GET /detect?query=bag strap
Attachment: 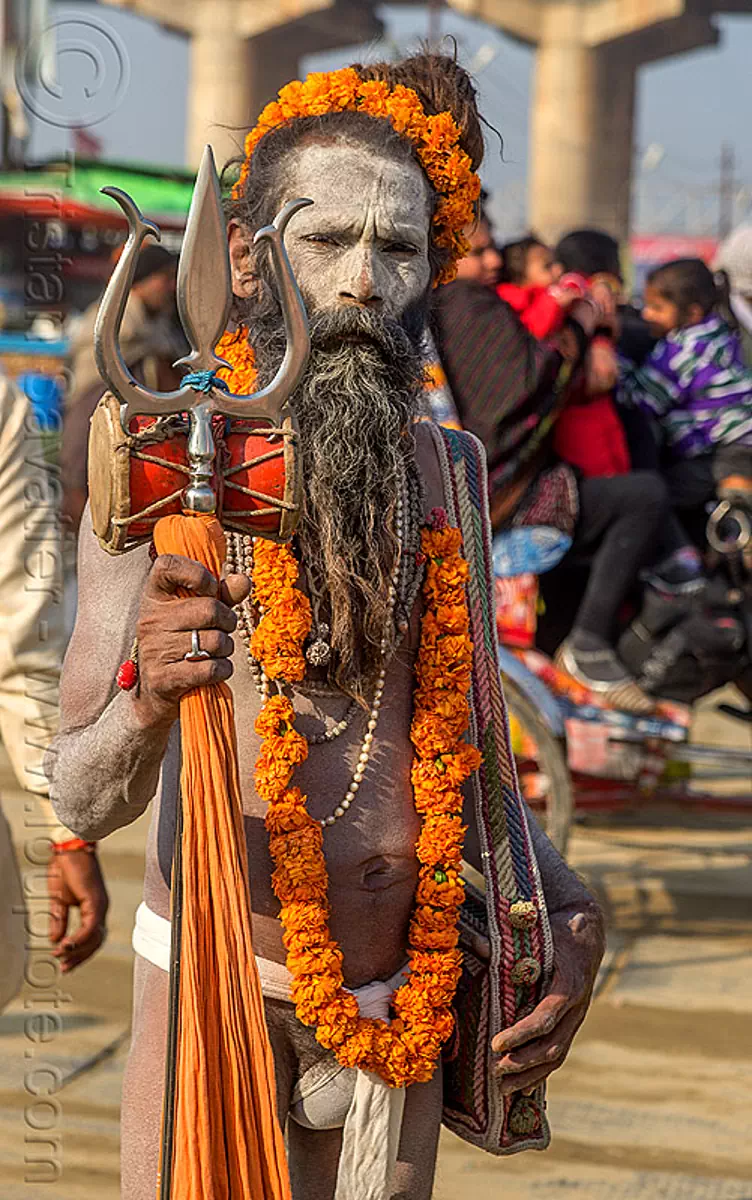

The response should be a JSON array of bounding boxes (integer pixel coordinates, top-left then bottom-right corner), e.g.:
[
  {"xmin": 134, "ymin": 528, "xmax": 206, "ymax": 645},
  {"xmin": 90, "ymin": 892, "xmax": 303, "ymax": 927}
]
[{"xmin": 427, "ymin": 423, "xmax": 554, "ymax": 1017}]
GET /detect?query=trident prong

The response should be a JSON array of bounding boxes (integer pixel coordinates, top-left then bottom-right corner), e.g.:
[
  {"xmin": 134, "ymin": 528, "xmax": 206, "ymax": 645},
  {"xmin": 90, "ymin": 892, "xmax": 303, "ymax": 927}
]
[{"xmin": 93, "ymin": 145, "xmax": 311, "ymax": 515}]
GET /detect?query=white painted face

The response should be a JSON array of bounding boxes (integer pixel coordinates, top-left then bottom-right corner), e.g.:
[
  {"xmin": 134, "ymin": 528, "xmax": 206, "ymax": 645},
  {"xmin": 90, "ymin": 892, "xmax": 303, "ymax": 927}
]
[{"xmin": 279, "ymin": 141, "xmax": 433, "ymax": 318}]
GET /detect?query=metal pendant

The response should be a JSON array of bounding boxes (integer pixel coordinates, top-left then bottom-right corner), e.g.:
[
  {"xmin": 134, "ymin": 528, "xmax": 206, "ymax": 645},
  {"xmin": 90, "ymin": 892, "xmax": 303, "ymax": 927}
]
[{"xmin": 306, "ymin": 624, "xmax": 332, "ymax": 667}]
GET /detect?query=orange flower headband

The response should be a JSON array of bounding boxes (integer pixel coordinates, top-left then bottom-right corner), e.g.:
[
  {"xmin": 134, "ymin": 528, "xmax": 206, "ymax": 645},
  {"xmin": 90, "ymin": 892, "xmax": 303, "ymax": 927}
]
[{"xmin": 233, "ymin": 66, "xmax": 481, "ymax": 286}]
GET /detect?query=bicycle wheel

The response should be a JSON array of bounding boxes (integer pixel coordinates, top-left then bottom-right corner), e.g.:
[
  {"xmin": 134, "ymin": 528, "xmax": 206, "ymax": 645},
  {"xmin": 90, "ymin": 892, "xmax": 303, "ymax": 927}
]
[{"xmin": 501, "ymin": 674, "xmax": 574, "ymax": 856}]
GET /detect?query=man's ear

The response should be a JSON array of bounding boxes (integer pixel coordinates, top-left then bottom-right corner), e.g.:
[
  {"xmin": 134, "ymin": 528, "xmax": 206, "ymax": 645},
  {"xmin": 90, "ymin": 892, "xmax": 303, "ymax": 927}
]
[
  {"xmin": 686, "ymin": 302, "xmax": 704, "ymax": 326},
  {"xmin": 228, "ymin": 220, "xmax": 256, "ymax": 298}
]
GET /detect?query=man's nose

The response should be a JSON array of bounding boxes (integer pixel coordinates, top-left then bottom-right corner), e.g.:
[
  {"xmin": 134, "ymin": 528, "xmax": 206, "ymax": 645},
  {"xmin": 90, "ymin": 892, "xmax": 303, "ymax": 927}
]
[{"xmin": 338, "ymin": 248, "xmax": 382, "ymax": 308}]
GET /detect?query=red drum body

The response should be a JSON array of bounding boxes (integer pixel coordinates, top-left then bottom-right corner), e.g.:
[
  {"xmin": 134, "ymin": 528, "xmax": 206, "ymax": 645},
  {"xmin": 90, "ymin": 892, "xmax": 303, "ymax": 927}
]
[
  {"xmin": 127, "ymin": 417, "xmax": 190, "ymax": 538},
  {"xmin": 219, "ymin": 417, "xmax": 299, "ymax": 542},
  {"xmin": 88, "ymin": 394, "xmax": 300, "ymax": 554}
]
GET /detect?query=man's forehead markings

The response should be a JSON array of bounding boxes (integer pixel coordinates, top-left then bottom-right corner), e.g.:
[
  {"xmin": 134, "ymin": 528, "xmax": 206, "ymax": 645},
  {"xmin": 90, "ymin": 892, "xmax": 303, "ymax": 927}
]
[
  {"xmin": 286, "ymin": 143, "xmax": 430, "ymax": 221},
  {"xmin": 291, "ymin": 208, "xmax": 427, "ymax": 242}
]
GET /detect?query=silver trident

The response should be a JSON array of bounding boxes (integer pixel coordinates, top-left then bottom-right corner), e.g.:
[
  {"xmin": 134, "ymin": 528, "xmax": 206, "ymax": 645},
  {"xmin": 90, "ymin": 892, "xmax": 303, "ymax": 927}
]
[{"xmin": 94, "ymin": 144, "xmax": 312, "ymax": 517}]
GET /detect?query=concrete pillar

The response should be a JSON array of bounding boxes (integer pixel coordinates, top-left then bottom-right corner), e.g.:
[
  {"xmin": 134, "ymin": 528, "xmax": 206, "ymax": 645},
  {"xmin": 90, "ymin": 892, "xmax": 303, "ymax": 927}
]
[
  {"xmin": 528, "ymin": 5, "xmax": 599, "ymax": 242},
  {"xmin": 186, "ymin": 0, "xmax": 253, "ymax": 170},
  {"xmin": 590, "ymin": 49, "xmax": 637, "ymax": 241},
  {"xmin": 246, "ymin": 29, "xmax": 302, "ymax": 124}
]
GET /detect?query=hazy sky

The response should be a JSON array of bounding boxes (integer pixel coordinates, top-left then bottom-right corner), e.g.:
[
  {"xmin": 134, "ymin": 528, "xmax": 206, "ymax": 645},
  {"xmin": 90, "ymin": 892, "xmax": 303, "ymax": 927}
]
[{"xmin": 27, "ymin": 2, "xmax": 752, "ymax": 236}]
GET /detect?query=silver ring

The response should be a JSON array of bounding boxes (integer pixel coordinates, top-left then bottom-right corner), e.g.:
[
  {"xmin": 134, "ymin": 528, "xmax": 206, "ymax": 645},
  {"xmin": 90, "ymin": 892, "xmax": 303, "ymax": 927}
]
[{"xmin": 184, "ymin": 629, "xmax": 211, "ymax": 661}]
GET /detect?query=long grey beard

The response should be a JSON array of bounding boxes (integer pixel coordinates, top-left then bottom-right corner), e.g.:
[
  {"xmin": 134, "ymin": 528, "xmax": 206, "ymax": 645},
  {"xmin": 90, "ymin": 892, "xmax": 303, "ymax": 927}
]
[{"xmin": 249, "ymin": 306, "xmax": 426, "ymax": 702}]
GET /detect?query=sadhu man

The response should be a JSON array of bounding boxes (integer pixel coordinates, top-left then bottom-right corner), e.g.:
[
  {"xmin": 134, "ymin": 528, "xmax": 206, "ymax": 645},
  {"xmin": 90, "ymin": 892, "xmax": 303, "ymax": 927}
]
[{"xmin": 49, "ymin": 53, "xmax": 605, "ymax": 1200}]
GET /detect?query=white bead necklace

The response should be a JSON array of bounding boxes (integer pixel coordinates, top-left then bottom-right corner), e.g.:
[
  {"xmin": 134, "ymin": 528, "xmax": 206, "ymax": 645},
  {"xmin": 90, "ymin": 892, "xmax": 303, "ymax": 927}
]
[
  {"xmin": 278, "ymin": 489, "xmax": 402, "ymax": 828},
  {"xmin": 233, "ymin": 487, "xmax": 405, "ymax": 828}
]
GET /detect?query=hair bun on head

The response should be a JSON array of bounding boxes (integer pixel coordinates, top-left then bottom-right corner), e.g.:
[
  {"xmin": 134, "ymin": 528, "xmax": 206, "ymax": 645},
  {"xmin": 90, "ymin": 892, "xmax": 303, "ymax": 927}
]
[{"xmin": 353, "ymin": 52, "xmax": 484, "ymax": 173}]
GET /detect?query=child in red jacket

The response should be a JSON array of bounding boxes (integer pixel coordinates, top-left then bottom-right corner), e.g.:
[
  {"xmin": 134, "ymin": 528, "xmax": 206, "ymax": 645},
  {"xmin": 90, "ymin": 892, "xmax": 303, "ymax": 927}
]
[
  {"xmin": 497, "ymin": 235, "xmax": 588, "ymax": 339},
  {"xmin": 497, "ymin": 232, "xmax": 629, "ymax": 477},
  {"xmin": 550, "ymin": 231, "xmax": 630, "ymax": 479}
]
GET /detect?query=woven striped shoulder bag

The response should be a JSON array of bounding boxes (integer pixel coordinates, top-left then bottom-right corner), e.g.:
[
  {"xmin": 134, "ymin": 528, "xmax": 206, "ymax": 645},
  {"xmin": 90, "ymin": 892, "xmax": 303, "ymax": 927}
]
[{"xmin": 429, "ymin": 423, "xmax": 554, "ymax": 1155}]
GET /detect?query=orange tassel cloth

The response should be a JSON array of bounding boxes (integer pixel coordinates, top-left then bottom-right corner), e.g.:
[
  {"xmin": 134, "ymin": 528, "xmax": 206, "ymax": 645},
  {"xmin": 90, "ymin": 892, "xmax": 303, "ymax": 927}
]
[{"xmin": 152, "ymin": 513, "xmax": 290, "ymax": 1200}]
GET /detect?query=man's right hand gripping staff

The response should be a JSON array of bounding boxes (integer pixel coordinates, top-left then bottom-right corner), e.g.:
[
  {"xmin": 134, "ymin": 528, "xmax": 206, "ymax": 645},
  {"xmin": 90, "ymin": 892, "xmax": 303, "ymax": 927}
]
[
  {"xmin": 47, "ymin": 522, "xmax": 250, "ymax": 843},
  {"xmin": 129, "ymin": 555, "xmax": 251, "ymax": 730}
]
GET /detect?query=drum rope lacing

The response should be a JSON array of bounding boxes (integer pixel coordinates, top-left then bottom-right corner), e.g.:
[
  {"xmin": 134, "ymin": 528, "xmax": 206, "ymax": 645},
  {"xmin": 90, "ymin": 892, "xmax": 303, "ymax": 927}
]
[{"xmin": 111, "ymin": 415, "xmax": 298, "ymax": 534}]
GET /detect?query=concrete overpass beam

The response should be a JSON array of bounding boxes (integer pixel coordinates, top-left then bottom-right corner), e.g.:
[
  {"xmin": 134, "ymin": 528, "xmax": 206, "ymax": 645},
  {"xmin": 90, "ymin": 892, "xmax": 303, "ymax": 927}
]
[
  {"xmin": 247, "ymin": 34, "xmax": 303, "ymax": 127},
  {"xmin": 446, "ymin": 0, "xmax": 539, "ymax": 46},
  {"xmin": 102, "ymin": 0, "xmax": 337, "ymax": 37},
  {"xmin": 625, "ymin": 14, "xmax": 720, "ymax": 64},
  {"xmin": 101, "ymin": 0, "xmax": 340, "ymax": 166},
  {"xmin": 97, "ymin": 0, "xmax": 198, "ymax": 34},
  {"xmin": 582, "ymin": 0, "xmax": 687, "ymax": 46},
  {"xmin": 587, "ymin": 11, "xmax": 720, "ymax": 241}
]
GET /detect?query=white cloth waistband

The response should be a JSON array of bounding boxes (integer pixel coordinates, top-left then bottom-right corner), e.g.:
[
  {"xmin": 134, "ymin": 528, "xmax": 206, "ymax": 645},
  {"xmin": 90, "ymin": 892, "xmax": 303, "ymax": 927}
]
[
  {"xmin": 132, "ymin": 901, "xmax": 408, "ymax": 1199},
  {"xmin": 132, "ymin": 901, "xmax": 294, "ymax": 1000}
]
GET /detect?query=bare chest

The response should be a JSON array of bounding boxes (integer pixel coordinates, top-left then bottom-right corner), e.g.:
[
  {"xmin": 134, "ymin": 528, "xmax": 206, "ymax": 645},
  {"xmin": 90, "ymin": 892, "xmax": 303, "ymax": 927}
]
[{"xmin": 231, "ymin": 610, "xmax": 423, "ymax": 883}]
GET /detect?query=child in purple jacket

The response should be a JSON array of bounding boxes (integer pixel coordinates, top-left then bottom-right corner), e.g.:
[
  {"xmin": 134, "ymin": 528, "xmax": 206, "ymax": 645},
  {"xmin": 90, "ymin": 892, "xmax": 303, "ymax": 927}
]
[{"xmin": 620, "ymin": 258, "xmax": 752, "ymax": 552}]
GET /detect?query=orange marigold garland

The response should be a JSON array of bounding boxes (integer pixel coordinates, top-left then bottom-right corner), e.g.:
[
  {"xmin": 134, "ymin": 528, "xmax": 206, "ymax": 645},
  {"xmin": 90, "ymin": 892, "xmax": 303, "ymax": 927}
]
[
  {"xmin": 232, "ymin": 67, "xmax": 481, "ymax": 286},
  {"xmin": 251, "ymin": 538, "xmax": 311, "ymax": 683},
  {"xmin": 215, "ymin": 326, "xmax": 257, "ymax": 393},
  {"xmin": 253, "ymin": 507, "xmax": 481, "ymax": 1087}
]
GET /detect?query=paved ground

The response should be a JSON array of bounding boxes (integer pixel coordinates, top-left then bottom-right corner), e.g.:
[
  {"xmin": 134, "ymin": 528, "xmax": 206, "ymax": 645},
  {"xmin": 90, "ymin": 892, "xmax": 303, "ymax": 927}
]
[{"xmin": 1, "ymin": 714, "xmax": 750, "ymax": 1200}]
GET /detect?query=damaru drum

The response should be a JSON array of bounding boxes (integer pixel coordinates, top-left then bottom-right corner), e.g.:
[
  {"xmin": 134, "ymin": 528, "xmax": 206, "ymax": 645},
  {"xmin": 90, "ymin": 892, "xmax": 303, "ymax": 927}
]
[{"xmin": 88, "ymin": 392, "xmax": 300, "ymax": 554}]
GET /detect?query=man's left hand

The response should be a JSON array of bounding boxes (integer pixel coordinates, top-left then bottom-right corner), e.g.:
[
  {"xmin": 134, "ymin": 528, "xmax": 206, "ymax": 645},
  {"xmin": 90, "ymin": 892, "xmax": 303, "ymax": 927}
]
[
  {"xmin": 47, "ymin": 850, "xmax": 109, "ymax": 973},
  {"xmin": 491, "ymin": 905, "xmax": 605, "ymax": 1096}
]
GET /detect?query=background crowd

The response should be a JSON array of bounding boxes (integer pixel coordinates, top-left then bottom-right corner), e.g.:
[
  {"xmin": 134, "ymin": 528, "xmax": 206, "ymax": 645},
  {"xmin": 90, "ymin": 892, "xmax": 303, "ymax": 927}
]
[{"xmin": 432, "ymin": 212, "xmax": 752, "ymax": 708}]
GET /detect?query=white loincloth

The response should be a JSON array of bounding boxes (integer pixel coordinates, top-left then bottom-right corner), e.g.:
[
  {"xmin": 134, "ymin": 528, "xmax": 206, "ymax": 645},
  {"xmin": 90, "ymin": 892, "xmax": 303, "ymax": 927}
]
[{"xmin": 132, "ymin": 902, "xmax": 407, "ymax": 1200}]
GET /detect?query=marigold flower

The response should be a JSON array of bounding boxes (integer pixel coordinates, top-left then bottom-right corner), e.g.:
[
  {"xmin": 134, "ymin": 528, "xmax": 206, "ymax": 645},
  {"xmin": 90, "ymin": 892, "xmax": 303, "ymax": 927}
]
[
  {"xmin": 279, "ymin": 900, "xmax": 330, "ymax": 933},
  {"xmin": 416, "ymin": 874, "xmax": 465, "ymax": 911},
  {"xmin": 283, "ymin": 924, "xmax": 333, "ymax": 955},
  {"xmin": 265, "ymin": 796, "xmax": 314, "ymax": 836},
  {"xmin": 355, "ymin": 79, "xmax": 391, "ymax": 116},
  {"xmin": 272, "ymin": 859, "xmax": 328, "ymax": 902},
  {"xmin": 409, "ymin": 947, "xmax": 463, "ymax": 978},
  {"xmin": 268, "ymin": 825, "xmax": 324, "ymax": 869},
  {"xmin": 291, "ymin": 972, "xmax": 342, "ymax": 1019},
  {"xmin": 289, "ymin": 943, "xmax": 344, "ymax": 976},
  {"xmin": 254, "ymin": 693, "xmax": 293, "ymax": 731},
  {"xmin": 215, "ymin": 327, "xmax": 258, "ymax": 390},
  {"xmin": 416, "ymin": 814, "xmax": 466, "ymax": 866},
  {"xmin": 254, "ymin": 762, "xmax": 295, "ymax": 802},
  {"xmin": 277, "ymin": 79, "xmax": 305, "ymax": 115},
  {"xmin": 409, "ymin": 921, "xmax": 461, "ymax": 952},
  {"xmin": 315, "ymin": 996, "xmax": 360, "ymax": 1046}
]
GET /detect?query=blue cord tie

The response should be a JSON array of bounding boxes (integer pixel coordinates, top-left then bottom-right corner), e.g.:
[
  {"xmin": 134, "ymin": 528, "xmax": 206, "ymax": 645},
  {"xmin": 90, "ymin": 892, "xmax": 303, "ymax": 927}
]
[{"xmin": 182, "ymin": 369, "xmax": 230, "ymax": 394}]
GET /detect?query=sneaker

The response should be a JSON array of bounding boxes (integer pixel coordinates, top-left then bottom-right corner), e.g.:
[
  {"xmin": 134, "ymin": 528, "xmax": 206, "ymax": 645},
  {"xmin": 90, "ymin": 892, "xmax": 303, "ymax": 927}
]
[
  {"xmin": 642, "ymin": 547, "xmax": 705, "ymax": 596},
  {"xmin": 555, "ymin": 639, "xmax": 656, "ymax": 714},
  {"xmin": 641, "ymin": 570, "xmax": 705, "ymax": 598}
]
